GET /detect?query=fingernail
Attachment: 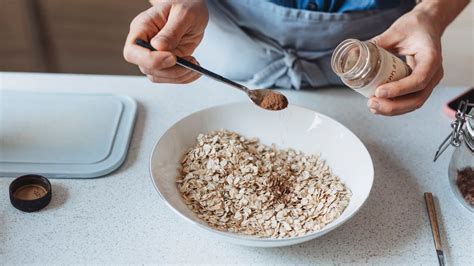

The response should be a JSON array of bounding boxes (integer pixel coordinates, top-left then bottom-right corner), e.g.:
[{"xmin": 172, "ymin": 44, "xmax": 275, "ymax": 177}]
[
  {"xmin": 368, "ymin": 100, "xmax": 380, "ymax": 110},
  {"xmin": 370, "ymin": 108, "xmax": 378, "ymax": 114},
  {"xmin": 376, "ymin": 88, "xmax": 388, "ymax": 98}
]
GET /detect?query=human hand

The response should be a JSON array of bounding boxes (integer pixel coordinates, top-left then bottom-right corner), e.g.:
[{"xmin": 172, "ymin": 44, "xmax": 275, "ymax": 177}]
[
  {"xmin": 368, "ymin": 6, "xmax": 445, "ymax": 116},
  {"xmin": 123, "ymin": 0, "xmax": 208, "ymax": 84}
]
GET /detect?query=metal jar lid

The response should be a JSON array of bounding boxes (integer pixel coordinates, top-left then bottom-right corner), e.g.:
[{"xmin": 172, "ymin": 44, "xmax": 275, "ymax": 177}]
[
  {"xmin": 434, "ymin": 100, "xmax": 474, "ymax": 161},
  {"xmin": 465, "ymin": 108, "xmax": 474, "ymax": 151}
]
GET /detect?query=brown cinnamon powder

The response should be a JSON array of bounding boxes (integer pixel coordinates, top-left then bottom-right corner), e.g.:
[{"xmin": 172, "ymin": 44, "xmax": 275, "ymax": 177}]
[
  {"xmin": 456, "ymin": 167, "xmax": 474, "ymax": 206},
  {"xmin": 260, "ymin": 93, "xmax": 288, "ymax": 111}
]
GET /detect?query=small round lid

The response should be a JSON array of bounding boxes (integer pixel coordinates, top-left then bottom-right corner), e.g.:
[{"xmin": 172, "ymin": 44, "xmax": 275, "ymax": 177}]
[{"xmin": 9, "ymin": 174, "xmax": 52, "ymax": 212}]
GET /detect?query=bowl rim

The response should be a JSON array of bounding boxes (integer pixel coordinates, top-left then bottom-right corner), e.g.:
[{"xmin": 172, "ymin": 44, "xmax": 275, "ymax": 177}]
[{"xmin": 148, "ymin": 102, "xmax": 374, "ymax": 242}]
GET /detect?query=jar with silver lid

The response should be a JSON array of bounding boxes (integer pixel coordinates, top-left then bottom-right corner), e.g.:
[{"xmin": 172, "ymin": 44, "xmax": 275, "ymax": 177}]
[{"xmin": 435, "ymin": 100, "xmax": 474, "ymax": 212}]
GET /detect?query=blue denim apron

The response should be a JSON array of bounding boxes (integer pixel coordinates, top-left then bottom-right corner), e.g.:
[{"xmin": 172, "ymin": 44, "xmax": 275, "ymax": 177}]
[{"xmin": 195, "ymin": 0, "xmax": 416, "ymax": 89}]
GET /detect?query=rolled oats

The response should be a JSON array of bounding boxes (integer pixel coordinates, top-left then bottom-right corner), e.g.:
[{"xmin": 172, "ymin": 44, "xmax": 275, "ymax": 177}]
[{"xmin": 177, "ymin": 130, "xmax": 351, "ymax": 238}]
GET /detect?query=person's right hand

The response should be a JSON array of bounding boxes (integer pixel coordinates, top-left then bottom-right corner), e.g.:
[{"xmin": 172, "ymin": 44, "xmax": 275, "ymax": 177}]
[{"xmin": 123, "ymin": 0, "xmax": 208, "ymax": 84}]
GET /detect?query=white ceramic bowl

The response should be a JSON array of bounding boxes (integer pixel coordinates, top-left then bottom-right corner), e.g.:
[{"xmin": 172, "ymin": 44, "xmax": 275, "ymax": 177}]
[{"xmin": 150, "ymin": 102, "xmax": 373, "ymax": 247}]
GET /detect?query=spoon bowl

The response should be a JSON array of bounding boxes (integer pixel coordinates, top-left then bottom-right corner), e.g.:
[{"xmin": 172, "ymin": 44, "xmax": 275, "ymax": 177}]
[{"xmin": 248, "ymin": 89, "xmax": 289, "ymax": 111}]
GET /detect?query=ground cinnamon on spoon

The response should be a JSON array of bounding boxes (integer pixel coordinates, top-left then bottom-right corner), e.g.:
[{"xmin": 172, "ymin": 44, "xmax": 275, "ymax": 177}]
[{"xmin": 260, "ymin": 93, "xmax": 288, "ymax": 110}]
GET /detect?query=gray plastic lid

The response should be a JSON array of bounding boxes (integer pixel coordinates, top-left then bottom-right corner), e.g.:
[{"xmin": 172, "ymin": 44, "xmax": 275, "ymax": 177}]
[{"xmin": 0, "ymin": 91, "xmax": 137, "ymax": 178}]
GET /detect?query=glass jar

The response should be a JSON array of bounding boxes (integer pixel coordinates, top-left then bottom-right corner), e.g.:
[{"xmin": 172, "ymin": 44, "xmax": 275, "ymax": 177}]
[
  {"xmin": 331, "ymin": 39, "xmax": 412, "ymax": 98},
  {"xmin": 435, "ymin": 101, "xmax": 474, "ymax": 212}
]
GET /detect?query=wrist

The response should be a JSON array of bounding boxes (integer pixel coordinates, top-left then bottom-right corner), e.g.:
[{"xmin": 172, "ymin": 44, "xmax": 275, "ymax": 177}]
[
  {"xmin": 413, "ymin": 0, "xmax": 469, "ymax": 34},
  {"xmin": 414, "ymin": 1, "xmax": 448, "ymax": 35}
]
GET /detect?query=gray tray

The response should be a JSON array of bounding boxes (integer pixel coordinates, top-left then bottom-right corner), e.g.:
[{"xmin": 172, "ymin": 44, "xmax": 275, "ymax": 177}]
[{"xmin": 0, "ymin": 91, "xmax": 137, "ymax": 178}]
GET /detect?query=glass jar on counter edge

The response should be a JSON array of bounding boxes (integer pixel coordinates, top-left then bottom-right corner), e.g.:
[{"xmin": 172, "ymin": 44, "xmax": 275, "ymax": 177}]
[{"xmin": 434, "ymin": 100, "xmax": 474, "ymax": 212}]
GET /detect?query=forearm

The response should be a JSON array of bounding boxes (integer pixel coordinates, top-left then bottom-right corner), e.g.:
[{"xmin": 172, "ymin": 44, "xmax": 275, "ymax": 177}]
[{"xmin": 413, "ymin": 0, "xmax": 470, "ymax": 34}]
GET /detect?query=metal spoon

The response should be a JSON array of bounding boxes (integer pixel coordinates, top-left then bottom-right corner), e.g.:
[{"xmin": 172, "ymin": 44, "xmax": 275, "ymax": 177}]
[{"xmin": 135, "ymin": 39, "xmax": 288, "ymax": 111}]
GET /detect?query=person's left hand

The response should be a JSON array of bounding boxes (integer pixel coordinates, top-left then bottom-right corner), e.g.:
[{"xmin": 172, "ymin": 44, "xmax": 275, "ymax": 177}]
[{"xmin": 368, "ymin": 7, "xmax": 444, "ymax": 116}]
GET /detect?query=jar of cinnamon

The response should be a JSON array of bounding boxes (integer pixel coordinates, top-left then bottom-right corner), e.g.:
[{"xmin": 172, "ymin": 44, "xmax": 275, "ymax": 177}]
[
  {"xmin": 331, "ymin": 39, "xmax": 412, "ymax": 97},
  {"xmin": 435, "ymin": 100, "xmax": 474, "ymax": 212}
]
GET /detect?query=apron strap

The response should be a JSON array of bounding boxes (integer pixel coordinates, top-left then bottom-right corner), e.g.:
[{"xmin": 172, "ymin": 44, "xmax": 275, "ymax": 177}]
[{"xmin": 245, "ymin": 29, "xmax": 333, "ymax": 89}]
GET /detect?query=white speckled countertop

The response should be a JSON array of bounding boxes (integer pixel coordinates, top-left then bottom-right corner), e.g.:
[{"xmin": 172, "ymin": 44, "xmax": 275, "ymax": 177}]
[{"xmin": 0, "ymin": 72, "xmax": 473, "ymax": 264}]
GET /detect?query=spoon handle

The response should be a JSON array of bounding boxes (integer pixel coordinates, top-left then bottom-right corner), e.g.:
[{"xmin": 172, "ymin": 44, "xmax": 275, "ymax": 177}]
[{"xmin": 135, "ymin": 39, "xmax": 249, "ymax": 93}]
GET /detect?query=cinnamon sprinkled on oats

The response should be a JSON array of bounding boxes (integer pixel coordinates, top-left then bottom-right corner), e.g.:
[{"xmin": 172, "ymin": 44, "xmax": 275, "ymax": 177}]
[{"xmin": 177, "ymin": 130, "xmax": 351, "ymax": 238}]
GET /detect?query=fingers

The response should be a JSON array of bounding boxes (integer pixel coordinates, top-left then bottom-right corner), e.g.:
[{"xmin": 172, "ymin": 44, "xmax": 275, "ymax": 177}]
[
  {"xmin": 370, "ymin": 29, "xmax": 402, "ymax": 51},
  {"xmin": 374, "ymin": 49, "xmax": 441, "ymax": 99},
  {"xmin": 123, "ymin": 1, "xmax": 208, "ymax": 86},
  {"xmin": 141, "ymin": 56, "xmax": 201, "ymax": 84},
  {"xmin": 173, "ymin": 35, "xmax": 205, "ymax": 57},
  {"xmin": 123, "ymin": 9, "xmax": 177, "ymax": 70},
  {"xmin": 146, "ymin": 72, "xmax": 200, "ymax": 84},
  {"xmin": 125, "ymin": 45, "xmax": 176, "ymax": 70},
  {"xmin": 150, "ymin": 6, "xmax": 190, "ymax": 52},
  {"xmin": 140, "ymin": 65, "xmax": 190, "ymax": 78},
  {"xmin": 124, "ymin": 6, "xmax": 202, "ymax": 85},
  {"xmin": 405, "ymin": 55, "xmax": 415, "ymax": 69},
  {"xmin": 368, "ymin": 67, "xmax": 443, "ymax": 116}
]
